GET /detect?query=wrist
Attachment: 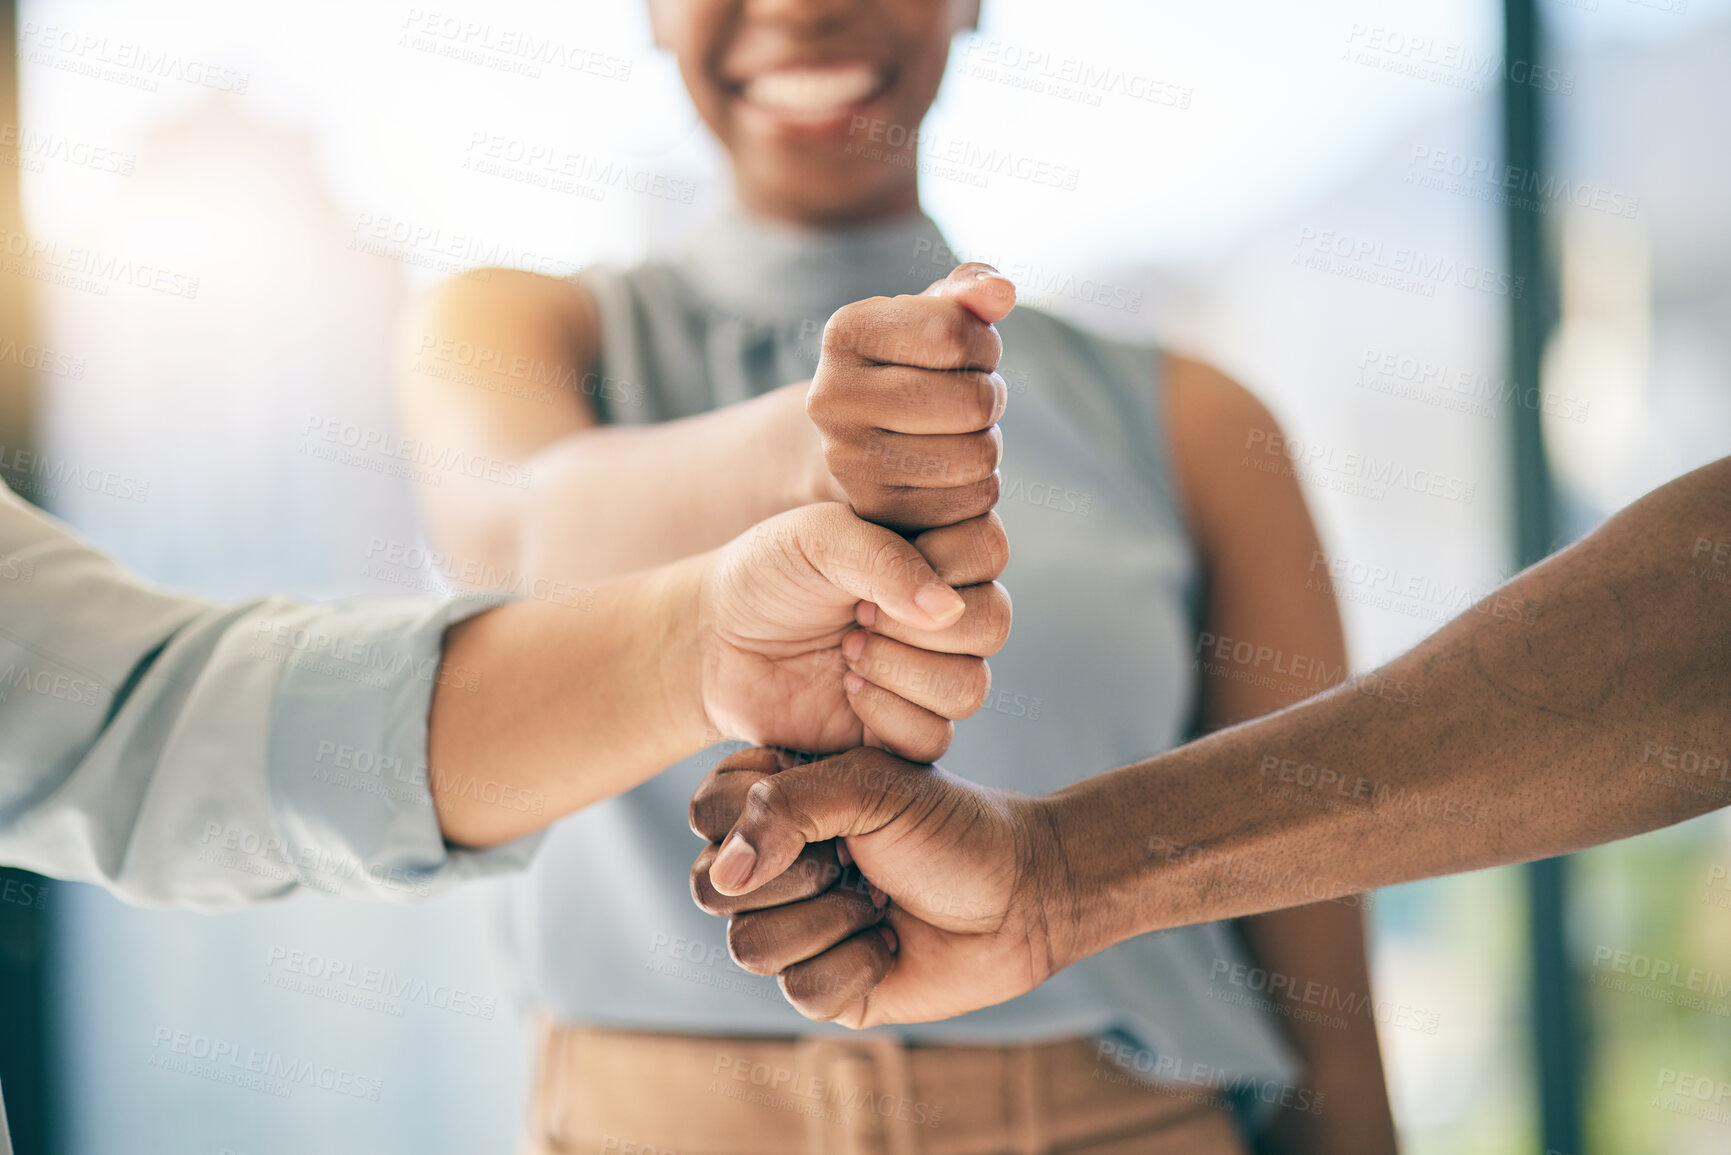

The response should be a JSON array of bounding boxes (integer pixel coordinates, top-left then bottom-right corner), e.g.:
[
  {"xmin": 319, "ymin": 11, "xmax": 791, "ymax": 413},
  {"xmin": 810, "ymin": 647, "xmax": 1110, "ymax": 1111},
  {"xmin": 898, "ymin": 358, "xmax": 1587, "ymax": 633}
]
[
  {"xmin": 1029, "ymin": 785, "xmax": 1150, "ymax": 971},
  {"xmin": 643, "ymin": 552, "xmax": 720, "ymax": 755},
  {"xmin": 777, "ymin": 381, "xmax": 845, "ymax": 507},
  {"xmin": 1009, "ymin": 793, "xmax": 1090, "ymax": 978}
]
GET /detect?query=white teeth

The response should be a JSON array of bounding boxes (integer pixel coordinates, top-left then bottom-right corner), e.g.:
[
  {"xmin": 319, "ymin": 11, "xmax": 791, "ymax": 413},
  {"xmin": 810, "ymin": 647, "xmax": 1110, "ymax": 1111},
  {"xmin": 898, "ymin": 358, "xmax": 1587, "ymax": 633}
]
[{"xmin": 743, "ymin": 65, "xmax": 879, "ymax": 114}]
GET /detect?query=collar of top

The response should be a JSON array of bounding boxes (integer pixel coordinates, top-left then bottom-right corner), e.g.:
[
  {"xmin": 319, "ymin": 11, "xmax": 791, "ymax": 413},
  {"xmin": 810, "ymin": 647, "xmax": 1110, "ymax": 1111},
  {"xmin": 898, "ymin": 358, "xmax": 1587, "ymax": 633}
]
[{"xmin": 678, "ymin": 205, "xmax": 952, "ymax": 328}]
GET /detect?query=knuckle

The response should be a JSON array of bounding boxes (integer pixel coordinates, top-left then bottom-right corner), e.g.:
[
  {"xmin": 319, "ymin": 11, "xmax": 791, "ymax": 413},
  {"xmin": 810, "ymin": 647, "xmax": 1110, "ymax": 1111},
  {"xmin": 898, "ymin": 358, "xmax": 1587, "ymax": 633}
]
[
  {"xmin": 822, "ymin": 302, "xmax": 871, "ymax": 353},
  {"xmin": 976, "ymin": 586, "xmax": 1013, "ymax": 653},
  {"xmin": 744, "ymin": 776, "xmax": 784, "ymax": 816},
  {"xmin": 908, "ymin": 719, "xmax": 953, "ymax": 764},
  {"xmin": 780, "ymin": 964, "xmax": 850, "ymax": 1021},
  {"xmin": 974, "ymin": 326, "xmax": 1002, "ymax": 371},
  {"xmin": 938, "ymin": 305, "xmax": 974, "ymax": 354},
  {"xmin": 976, "ymin": 472, "xmax": 1001, "ymax": 509},
  {"xmin": 961, "ymin": 374, "xmax": 999, "ymax": 428},
  {"xmin": 959, "ymin": 660, "xmax": 992, "ymax": 716},
  {"xmin": 941, "ymin": 480, "xmax": 996, "ymax": 526},
  {"xmin": 690, "ymin": 861, "xmax": 729, "ymax": 916},
  {"xmin": 971, "ymin": 428, "xmax": 1003, "ymax": 477},
  {"xmin": 726, "ymin": 918, "xmax": 777, "ymax": 975},
  {"xmin": 852, "ymin": 489, "xmax": 902, "ymax": 525}
]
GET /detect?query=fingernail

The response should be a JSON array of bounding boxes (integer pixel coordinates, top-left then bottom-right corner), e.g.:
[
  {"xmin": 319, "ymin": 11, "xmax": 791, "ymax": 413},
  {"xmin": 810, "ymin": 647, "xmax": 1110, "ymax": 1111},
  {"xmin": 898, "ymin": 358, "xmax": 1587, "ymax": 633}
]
[
  {"xmin": 973, "ymin": 265, "xmax": 1000, "ymax": 280},
  {"xmin": 914, "ymin": 583, "xmax": 965, "ymax": 622},
  {"xmin": 843, "ymin": 672, "xmax": 865, "ymax": 695},
  {"xmin": 843, "ymin": 630, "xmax": 867, "ymax": 662},
  {"xmin": 837, "ymin": 840, "xmax": 854, "ymax": 868},
  {"xmin": 856, "ymin": 601, "xmax": 878, "ymax": 628},
  {"xmin": 879, "ymin": 924, "xmax": 899, "ymax": 953},
  {"xmin": 869, "ymin": 883, "xmax": 888, "ymax": 909},
  {"xmin": 710, "ymin": 832, "xmax": 757, "ymax": 892}
]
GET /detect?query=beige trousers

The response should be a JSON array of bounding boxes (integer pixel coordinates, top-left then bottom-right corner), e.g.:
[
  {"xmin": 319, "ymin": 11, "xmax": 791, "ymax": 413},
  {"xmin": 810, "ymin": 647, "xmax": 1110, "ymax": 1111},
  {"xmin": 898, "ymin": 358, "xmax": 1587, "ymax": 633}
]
[{"xmin": 521, "ymin": 1023, "xmax": 1251, "ymax": 1155}]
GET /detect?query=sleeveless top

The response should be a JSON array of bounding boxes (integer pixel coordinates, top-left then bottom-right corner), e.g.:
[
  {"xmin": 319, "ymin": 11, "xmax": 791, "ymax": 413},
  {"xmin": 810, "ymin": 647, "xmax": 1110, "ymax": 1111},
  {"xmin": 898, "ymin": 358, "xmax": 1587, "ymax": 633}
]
[{"xmin": 502, "ymin": 209, "xmax": 1299, "ymax": 1090}]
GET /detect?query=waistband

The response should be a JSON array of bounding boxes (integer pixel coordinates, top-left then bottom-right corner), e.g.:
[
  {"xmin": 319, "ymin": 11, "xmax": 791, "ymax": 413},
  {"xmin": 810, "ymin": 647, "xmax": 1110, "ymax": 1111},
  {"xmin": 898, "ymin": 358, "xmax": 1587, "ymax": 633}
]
[{"xmin": 522, "ymin": 1022, "xmax": 1250, "ymax": 1155}]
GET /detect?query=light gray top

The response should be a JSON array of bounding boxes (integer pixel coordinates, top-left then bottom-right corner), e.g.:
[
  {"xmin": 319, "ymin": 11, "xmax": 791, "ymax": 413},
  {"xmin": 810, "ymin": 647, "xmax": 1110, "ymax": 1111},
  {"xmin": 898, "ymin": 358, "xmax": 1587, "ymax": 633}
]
[
  {"xmin": 0, "ymin": 480, "xmax": 542, "ymax": 1148},
  {"xmin": 0, "ymin": 479, "xmax": 537, "ymax": 903},
  {"xmin": 505, "ymin": 209, "xmax": 1300, "ymax": 1092}
]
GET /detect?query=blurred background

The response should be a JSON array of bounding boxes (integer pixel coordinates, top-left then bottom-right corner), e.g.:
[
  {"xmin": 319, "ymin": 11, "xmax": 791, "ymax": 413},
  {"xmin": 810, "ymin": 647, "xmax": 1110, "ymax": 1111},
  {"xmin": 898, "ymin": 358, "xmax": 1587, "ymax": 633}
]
[{"xmin": 0, "ymin": 0, "xmax": 1728, "ymax": 1152}]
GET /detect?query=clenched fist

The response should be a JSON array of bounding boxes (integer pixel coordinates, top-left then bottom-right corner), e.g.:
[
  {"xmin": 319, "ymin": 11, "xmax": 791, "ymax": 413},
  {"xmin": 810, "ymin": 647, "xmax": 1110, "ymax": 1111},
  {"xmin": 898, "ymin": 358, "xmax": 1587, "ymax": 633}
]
[
  {"xmin": 688, "ymin": 746, "xmax": 1073, "ymax": 1028},
  {"xmin": 807, "ymin": 263, "xmax": 1017, "ymax": 534},
  {"xmin": 699, "ymin": 505, "xmax": 1011, "ymax": 764}
]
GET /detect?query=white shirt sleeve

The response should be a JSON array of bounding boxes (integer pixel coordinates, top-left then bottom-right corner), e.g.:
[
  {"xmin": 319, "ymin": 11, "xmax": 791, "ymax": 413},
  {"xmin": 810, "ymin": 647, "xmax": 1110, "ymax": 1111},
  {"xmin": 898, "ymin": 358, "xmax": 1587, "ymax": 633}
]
[{"xmin": 0, "ymin": 481, "xmax": 542, "ymax": 910}]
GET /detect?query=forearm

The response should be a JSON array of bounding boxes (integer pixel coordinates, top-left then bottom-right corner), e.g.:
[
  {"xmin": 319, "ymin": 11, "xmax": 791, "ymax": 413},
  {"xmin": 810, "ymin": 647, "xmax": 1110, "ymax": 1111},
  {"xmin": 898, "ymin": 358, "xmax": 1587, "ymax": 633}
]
[
  {"xmin": 514, "ymin": 382, "xmax": 836, "ymax": 584},
  {"xmin": 427, "ymin": 554, "xmax": 713, "ymax": 848},
  {"xmin": 1053, "ymin": 457, "xmax": 1731, "ymax": 960}
]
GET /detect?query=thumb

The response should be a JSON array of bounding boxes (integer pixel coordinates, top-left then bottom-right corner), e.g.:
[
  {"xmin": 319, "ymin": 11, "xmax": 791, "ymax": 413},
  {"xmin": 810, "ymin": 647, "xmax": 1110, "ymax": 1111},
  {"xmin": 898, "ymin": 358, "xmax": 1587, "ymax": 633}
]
[
  {"xmin": 800, "ymin": 506, "xmax": 965, "ymax": 630},
  {"xmin": 709, "ymin": 749, "xmax": 930, "ymax": 895},
  {"xmin": 922, "ymin": 262, "xmax": 1017, "ymax": 325}
]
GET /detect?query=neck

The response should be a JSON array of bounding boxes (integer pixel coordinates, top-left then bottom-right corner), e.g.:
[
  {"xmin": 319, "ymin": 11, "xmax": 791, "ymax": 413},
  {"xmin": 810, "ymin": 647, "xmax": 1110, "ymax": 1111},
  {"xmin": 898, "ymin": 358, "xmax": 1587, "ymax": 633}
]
[{"xmin": 734, "ymin": 177, "xmax": 922, "ymax": 231}]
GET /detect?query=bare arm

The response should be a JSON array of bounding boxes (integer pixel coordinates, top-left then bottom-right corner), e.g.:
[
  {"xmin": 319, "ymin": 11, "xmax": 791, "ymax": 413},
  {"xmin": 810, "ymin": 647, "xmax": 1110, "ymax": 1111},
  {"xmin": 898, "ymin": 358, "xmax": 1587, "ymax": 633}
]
[
  {"xmin": 395, "ymin": 269, "xmax": 836, "ymax": 587},
  {"xmin": 1165, "ymin": 357, "xmax": 1397, "ymax": 1155},
  {"xmin": 1059, "ymin": 455, "xmax": 1731, "ymax": 953},
  {"xmin": 688, "ymin": 459, "xmax": 1731, "ymax": 1031},
  {"xmin": 430, "ymin": 505, "xmax": 1009, "ymax": 848}
]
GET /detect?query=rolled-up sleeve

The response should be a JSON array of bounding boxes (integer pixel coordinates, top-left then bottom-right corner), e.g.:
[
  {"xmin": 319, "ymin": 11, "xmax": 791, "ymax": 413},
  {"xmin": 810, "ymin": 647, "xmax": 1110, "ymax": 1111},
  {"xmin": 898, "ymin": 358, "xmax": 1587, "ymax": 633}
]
[{"xmin": 0, "ymin": 484, "xmax": 543, "ymax": 909}]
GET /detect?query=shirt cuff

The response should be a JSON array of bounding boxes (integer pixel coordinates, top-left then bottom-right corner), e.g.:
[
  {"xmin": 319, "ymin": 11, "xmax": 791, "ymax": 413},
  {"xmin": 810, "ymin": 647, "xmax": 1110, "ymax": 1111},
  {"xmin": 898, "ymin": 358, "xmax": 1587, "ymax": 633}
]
[{"xmin": 265, "ymin": 592, "xmax": 546, "ymax": 900}]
